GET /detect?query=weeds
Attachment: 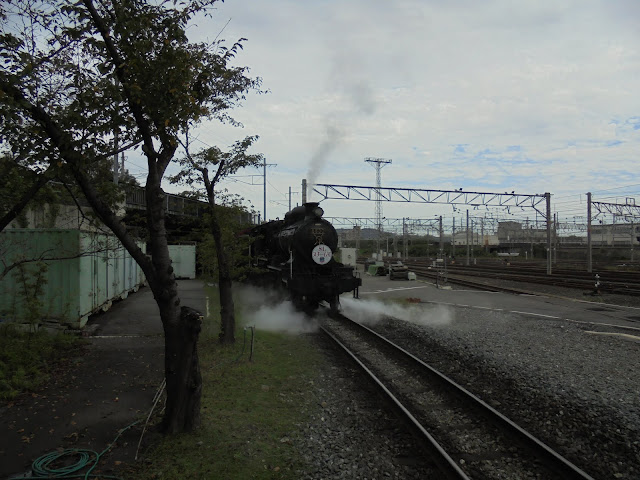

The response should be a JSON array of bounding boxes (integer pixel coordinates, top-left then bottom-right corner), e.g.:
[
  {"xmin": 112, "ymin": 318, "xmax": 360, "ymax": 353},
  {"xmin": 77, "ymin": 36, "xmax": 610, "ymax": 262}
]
[
  {"xmin": 0, "ymin": 324, "xmax": 84, "ymax": 400},
  {"xmin": 130, "ymin": 285, "xmax": 323, "ymax": 479}
]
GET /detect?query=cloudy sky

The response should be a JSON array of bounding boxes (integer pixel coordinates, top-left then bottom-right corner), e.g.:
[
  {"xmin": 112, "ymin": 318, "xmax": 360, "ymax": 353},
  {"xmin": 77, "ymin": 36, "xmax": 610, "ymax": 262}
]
[{"xmin": 132, "ymin": 0, "xmax": 640, "ymax": 230}]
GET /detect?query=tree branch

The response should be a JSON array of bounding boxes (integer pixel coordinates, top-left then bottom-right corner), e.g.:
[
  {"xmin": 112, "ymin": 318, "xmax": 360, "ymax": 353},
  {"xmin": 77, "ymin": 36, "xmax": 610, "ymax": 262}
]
[
  {"xmin": 211, "ymin": 157, "xmax": 226, "ymax": 187},
  {"xmin": 59, "ymin": 180, "xmax": 112, "ymax": 234},
  {"xmin": 0, "ymin": 162, "xmax": 55, "ymax": 232},
  {"xmin": 0, "ymin": 244, "xmax": 115, "ymax": 282},
  {"xmin": 0, "ymin": 78, "xmax": 154, "ymax": 278},
  {"xmin": 99, "ymin": 138, "xmax": 143, "ymax": 160},
  {"xmin": 81, "ymin": 0, "xmax": 158, "ymax": 166}
]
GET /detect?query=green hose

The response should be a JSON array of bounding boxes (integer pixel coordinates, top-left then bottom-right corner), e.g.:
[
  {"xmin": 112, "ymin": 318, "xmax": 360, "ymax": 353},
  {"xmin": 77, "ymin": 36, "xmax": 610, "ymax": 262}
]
[
  {"xmin": 32, "ymin": 449, "xmax": 98, "ymax": 477},
  {"xmin": 30, "ymin": 420, "xmax": 140, "ymax": 479}
]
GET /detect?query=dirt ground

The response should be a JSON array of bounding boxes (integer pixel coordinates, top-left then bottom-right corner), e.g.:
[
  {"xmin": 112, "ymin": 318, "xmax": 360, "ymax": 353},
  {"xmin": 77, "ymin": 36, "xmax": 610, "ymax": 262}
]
[{"xmin": 0, "ymin": 280, "xmax": 206, "ymax": 479}]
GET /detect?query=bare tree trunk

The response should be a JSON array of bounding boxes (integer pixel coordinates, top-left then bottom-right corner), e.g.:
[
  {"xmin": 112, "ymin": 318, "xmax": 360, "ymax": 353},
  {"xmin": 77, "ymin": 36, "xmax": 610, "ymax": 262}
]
[
  {"xmin": 145, "ymin": 181, "xmax": 203, "ymax": 432},
  {"xmin": 161, "ymin": 306, "xmax": 202, "ymax": 433},
  {"xmin": 210, "ymin": 211, "xmax": 235, "ymax": 344}
]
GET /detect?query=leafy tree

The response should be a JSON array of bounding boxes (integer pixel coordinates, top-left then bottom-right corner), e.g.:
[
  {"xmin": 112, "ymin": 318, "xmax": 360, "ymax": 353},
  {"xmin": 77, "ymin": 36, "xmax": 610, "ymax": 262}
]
[
  {"xmin": 0, "ymin": 154, "xmax": 57, "ymax": 231},
  {"xmin": 198, "ymin": 193, "xmax": 256, "ymax": 281},
  {"xmin": 0, "ymin": 0, "xmax": 261, "ymax": 433},
  {"xmin": 171, "ymin": 136, "xmax": 263, "ymax": 344}
]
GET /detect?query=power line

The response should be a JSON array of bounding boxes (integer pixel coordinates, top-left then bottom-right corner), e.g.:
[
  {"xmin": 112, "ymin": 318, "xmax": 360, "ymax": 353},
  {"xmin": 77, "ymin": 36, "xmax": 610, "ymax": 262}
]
[
  {"xmin": 267, "ymin": 179, "xmax": 286, "ymax": 197},
  {"xmin": 591, "ymin": 183, "xmax": 640, "ymax": 194}
]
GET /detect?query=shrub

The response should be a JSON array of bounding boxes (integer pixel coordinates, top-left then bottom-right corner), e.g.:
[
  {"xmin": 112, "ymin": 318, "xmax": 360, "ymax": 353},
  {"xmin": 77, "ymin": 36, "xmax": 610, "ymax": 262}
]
[{"xmin": 0, "ymin": 326, "xmax": 84, "ymax": 400}]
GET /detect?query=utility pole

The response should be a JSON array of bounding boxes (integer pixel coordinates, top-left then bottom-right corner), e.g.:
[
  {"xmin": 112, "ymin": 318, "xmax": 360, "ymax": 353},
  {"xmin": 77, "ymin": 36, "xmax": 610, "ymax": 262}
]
[
  {"xmin": 452, "ymin": 217, "xmax": 456, "ymax": 260},
  {"xmin": 439, "ymin": 216, "xmax": 443, "ymax": 259},
  {"xmin": 403, "ymin": 217, "xmax": 408, "ymax": 260},
  {"xmin": 587, "ymin": 192, "xmax": 592, "ymax": 273},
  {"xmin": 261, "ymin": 159, "xmax": 276, "ymax": 222},
  {"xmin": 546, "ymin": 192, "xmax": 552, "ymax": 275},
  {"xmin": 631, "ymin": 219, "xmax": 635, "ymax": 262},
  {"xmin": 529, "ymin": 217, "xmax": 533, "ymax": 259},
  {"xmin": 287, "ymin": 186, "xmax": 299, "ymax": 211},
  {"xmin": 471, "ymin": 220, "xmax": 474, "ymax": 261},
  {"xmin": 466, "ymin": 209, "xmax": 470, "ymax": 266},
  {"xmin": 553, "ymin": 213, "xmax": 558, "ymax": 264},
  {"xmin": 365, "ymin": 157, "xmax": 392, "ymax": 260}
]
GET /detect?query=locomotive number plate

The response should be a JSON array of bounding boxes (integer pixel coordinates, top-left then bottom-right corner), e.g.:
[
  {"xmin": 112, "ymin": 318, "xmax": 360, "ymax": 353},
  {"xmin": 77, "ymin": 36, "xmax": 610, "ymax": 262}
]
[{"xmin": 311, "ymin": 244, "xmax": 332, "ymax": 265}]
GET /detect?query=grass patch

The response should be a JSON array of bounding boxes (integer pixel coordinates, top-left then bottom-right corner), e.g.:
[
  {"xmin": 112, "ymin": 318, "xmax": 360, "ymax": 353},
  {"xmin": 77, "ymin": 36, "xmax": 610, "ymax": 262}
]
[
  {"xmin": 131, "ymin": 284, "xmax": 323, "ymax": 479},
  {"xmin": 0, "ymin": 324, "xmax": 85, "ymax": 400}
]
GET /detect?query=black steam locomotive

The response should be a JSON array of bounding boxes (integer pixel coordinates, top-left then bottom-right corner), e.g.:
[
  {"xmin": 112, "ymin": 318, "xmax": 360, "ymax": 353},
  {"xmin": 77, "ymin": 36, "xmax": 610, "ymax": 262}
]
[{"xmin": 249, "ymin": 202, "xmax": 361, "ymax": 313}]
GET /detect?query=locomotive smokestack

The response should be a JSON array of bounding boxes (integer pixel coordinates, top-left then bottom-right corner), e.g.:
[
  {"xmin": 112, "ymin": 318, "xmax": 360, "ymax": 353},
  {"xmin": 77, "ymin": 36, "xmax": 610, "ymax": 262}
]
[{"xmin": 302, "ymin": 178, "xmax": 307, "ymax": 204}]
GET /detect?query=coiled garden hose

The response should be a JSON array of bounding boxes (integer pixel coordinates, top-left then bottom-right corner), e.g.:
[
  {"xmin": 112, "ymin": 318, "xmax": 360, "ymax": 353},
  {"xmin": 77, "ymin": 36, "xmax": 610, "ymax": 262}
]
[{"xmin": 30, "ymin": 420, "xmax": 139, "ymax": 479}]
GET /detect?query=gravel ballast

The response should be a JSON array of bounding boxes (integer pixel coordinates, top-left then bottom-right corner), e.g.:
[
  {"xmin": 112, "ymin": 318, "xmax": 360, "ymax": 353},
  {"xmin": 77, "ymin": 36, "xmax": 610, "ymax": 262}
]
[
  {"xmin": 294, "ymin": 335, "xmax": 437, "ymax": 479},
  {"xmin": 376, "ymin": 310, "xmax": 639, "ymax": 479},
  {"xmin": 295, "ymin": 280, "xmax": 640, "ymax": 479}
]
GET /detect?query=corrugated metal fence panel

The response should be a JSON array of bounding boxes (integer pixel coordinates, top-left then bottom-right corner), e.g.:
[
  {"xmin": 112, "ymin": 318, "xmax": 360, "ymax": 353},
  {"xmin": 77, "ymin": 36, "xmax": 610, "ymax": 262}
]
[
  {"xmin": 0, "ymin": 230, "xmax": 82, "ymax": 326},
  {"xmin": 114, "ymin": 241, "xmax": 147, "ymax": 297},
  {"xmin": 168, "ymin": 244, "xmax": 196, "ymax": 279},
  {"xmin": 81, "ymin": 232, "xmax": 110, "ymax": 316},
  {"xmin": 44, "ymin": 231, "xmax": 82, "ymax": 323},
  {"xmin": 1, "ymin": 230, "xmax": 148, "ymax": 329}
]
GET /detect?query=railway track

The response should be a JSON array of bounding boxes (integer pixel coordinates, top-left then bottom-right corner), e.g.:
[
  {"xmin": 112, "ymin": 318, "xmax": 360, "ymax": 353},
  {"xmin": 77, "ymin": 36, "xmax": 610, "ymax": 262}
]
[
  {"xmin": 407, "ymin": 267, "xmax": 539, "ymax": 295},
  {"xmin": 321, "ymin": 313, "xmax": 596, "ymax": 480},
  {"xmin": 403, "ymin": 261, "xmax": 640, "ymax": 296}
]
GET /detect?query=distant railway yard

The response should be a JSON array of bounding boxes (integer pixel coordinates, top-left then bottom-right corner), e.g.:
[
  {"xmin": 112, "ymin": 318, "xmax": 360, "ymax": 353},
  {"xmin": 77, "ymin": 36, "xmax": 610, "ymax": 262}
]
[{"xmin": 402, "ymin": 258, "xmax": 640, "ymax": 303}]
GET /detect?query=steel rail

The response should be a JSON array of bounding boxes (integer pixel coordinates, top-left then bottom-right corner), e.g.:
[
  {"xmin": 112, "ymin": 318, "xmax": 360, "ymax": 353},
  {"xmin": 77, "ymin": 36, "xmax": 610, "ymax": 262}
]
[
  {"xmin": 407, "ymin": 264, "xmax": 640, "ymax": 296},
  {"xmin": 408, "ymin": 261, "xmax": 640, "ymax": 284},
  {"xmin": 409, "ymin": 267, "xmax": 539, "ymax": 295},
  {"xmin": 352, "ymin": 319, "xmax": 597, "ymax": 479},
  {"xmin": 324, "ymin": 314, "xmax": 597, "ymax": 480},
  {"xmin": 319, "ymin": 325, "xmax": 471, "ymax": 480}
]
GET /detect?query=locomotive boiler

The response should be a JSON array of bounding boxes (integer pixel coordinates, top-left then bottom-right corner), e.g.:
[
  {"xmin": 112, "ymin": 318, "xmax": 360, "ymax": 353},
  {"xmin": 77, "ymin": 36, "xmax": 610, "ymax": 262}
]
[{"xmin": 249, "ymin": 202, "xmax": 361, "ymax": 313}]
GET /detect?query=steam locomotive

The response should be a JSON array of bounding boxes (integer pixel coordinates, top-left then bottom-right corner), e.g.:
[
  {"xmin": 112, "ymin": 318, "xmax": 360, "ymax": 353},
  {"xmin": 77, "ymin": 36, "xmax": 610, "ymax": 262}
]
[{"xmin": 248, "ymin": 202, "xmax": 361, "ymax": 313}]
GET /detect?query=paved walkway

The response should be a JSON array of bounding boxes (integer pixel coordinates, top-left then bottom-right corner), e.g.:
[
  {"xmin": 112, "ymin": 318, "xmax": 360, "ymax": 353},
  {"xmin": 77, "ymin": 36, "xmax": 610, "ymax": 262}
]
[{"xmin": 0, "ymin": 280, "xmax": 206, "ymax": 479}]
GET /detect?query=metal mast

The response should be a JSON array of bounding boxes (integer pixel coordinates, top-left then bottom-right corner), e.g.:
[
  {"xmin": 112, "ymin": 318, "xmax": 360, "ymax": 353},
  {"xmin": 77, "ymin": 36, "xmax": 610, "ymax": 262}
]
[{"xmin": 365, "ymin": 157, "xmax": 392, "ymax": 258}]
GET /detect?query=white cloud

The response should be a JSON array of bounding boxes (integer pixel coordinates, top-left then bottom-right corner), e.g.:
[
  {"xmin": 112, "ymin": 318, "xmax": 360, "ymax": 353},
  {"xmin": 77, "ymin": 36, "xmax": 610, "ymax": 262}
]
[{"xmin": 150, "ymin": 0, "xmax": 640, "ymax": 227}]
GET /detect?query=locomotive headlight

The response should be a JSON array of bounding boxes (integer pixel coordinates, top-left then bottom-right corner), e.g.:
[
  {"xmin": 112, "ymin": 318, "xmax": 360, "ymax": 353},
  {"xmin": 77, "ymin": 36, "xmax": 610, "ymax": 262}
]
[{"xmin": 312, "ymin": 206, "xmax": 324, "ymax": 218}]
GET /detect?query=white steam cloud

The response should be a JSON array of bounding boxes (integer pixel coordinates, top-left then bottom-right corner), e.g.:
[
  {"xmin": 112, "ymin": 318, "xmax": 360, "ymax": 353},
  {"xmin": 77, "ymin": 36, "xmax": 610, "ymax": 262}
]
[
  {"xmin": 232, "ymin": 286, "xmax": 452, "ymax": 335},
  {"xmin": 340, "ymin": 296, "xmax": 454, "ymax": 327},
  {"xmin": 244, "ymin": 301, "xmax": 319, "ymax": 334},
  {"xmin": 234, "ymin": 285, "xmax": 319, "ymax": 334}
]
